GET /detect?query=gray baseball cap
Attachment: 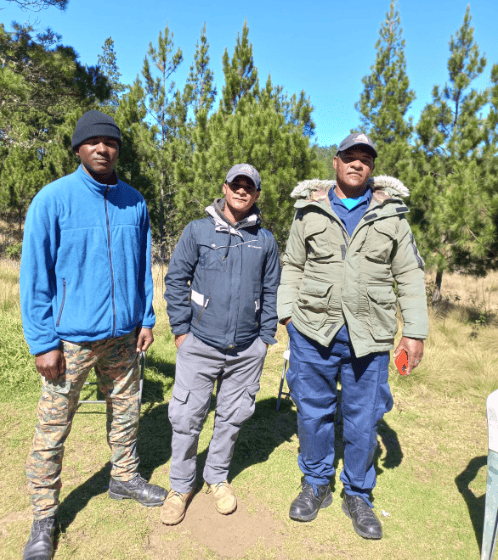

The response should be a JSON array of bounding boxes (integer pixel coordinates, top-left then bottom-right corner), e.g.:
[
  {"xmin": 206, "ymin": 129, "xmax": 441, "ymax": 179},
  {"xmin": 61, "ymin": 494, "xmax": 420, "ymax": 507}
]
[
  {"xmin": 337, "ymin": 132, "xmax": 377, "ymax": 158},
  {"xmin": 225, "ymin": 163, "xmax": 261, "ymax": 191}
]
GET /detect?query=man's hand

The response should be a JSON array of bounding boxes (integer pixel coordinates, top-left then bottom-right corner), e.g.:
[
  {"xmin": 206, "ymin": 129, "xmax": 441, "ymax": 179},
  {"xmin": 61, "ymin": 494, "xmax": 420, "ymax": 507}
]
[
  {"xmin": 35, "ymin": 349, "xmax": 66, "ymax": 380},
  {"xmin": 175, "ymin": 334, "xmax": 188, "ymax": 349},
  {"xmin": 394, "ymin": 337, "xmax": 424, "ymax": 376},
  {"xmin": 283, "ymin": 318, "xmax": 291, "ymax": 326},
  {"xmin": 136, "ymin": 327, "xmax": 154, "ymax": 353}
]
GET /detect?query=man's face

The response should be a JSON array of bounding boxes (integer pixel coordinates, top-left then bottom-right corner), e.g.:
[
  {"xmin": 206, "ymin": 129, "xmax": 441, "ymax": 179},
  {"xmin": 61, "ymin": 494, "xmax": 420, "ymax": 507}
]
[
  {"xmin": 75, "ymin": 136, "xmax": 119, "ymax": 180},
  {"xmin": 333, "ymin": 148, "xmax": 375, "ymax": 192},
  {"xmin": 222, "ymin": 175, "xmax": 260, "ymax": 220}
]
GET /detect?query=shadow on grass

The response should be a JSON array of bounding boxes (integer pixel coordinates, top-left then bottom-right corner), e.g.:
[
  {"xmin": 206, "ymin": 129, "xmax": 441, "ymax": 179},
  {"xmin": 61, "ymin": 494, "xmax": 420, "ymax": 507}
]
[
  {"xmin": 143, "ymin": 354, "xmax": 176, "ymax": 384},
  {"xmin": 58, "ymin": 462, "xmax": 112, "ymax": 531},
  {"xmin": 455, "ymin": 455, "xmax": 487, "ymax": 552},
  {"xmin": 192, "ymin": 396, "xmax": 298, "ymax": 485},
  {"xmin": 57, "ymin": 403, "xmax": 173, "ymax": 531},
  {"xmin": 192, "ymin": 393, "xmax": 403, "ymax": 500},
  {"xmin": 329, "ymin": 416, "xmax": 402, "ymax": 500}
]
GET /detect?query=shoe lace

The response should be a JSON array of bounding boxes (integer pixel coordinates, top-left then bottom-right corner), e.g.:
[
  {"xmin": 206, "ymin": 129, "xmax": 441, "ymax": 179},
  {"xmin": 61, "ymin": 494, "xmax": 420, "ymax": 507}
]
[
  {"xmin": 348, "ymin": 496, "xmax": 376, "ymax": 521},
  {"xmin": 299, "ymin": 482, "xmax": 316, "ymax": 498},
  {"xmin": 33, "ymin": 517, "xmax": 56, "ymax": 531},
  {"xmin": 206, "ymin": 481, "xmax": 229, "ymax": 495},
  {"xmin": 127, "ymin": 474, "xmax": 146, "ymax": 488}
]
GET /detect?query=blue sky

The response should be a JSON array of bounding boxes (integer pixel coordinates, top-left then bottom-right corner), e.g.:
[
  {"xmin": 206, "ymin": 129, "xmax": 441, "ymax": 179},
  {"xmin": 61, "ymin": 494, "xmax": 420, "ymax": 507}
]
[{"xmin": 1, "ymin": 0, "xmax": 497, "ymax": 147}]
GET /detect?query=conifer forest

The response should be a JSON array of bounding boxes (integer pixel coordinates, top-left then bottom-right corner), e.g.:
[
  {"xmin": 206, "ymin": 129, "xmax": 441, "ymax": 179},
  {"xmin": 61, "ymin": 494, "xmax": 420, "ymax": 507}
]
[{"xmin": 1, "ymin": 2, "xmax": 497, "ymax": 298}]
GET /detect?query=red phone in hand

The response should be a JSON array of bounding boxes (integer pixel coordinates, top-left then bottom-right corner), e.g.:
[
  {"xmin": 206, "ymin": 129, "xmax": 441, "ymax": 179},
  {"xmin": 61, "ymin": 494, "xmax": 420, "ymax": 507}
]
[{"xmin": 395, "ymin": 350, "xmax": 408, "ymax": 376}]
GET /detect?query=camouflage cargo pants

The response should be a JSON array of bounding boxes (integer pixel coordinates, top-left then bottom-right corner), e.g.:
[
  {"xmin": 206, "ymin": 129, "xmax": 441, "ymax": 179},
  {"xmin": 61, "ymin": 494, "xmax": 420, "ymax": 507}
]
[{"xmin": 26, "ymin": 330, "xmax": 141, "ymax": 520}]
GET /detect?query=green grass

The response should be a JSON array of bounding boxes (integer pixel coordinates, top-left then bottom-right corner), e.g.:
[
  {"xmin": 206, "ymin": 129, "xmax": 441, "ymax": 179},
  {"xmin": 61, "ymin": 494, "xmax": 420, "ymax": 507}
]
[{"xmin": 1, "ymin": 261, "xmax": 496, "ymax": 559}]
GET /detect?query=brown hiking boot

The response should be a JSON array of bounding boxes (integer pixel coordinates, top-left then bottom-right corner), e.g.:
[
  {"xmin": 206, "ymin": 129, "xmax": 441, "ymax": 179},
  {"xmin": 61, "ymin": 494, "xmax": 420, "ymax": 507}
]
[
  {"xmin": 160, "ymin": 489, "xmax": 194, "ymax": 525},
  {"xmin": 206, "ymin": 481, "xmax": 237, "ymax": 515}
]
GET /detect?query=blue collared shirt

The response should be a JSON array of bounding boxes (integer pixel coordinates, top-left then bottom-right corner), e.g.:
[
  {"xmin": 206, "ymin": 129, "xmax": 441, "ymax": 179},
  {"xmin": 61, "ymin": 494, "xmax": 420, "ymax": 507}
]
[
  {"xmin": 328, "ymin": 186, "xmax": 372, "ymax": 237},
  {"xmin": 328, "ymin": 186, "xmax": 372, "ymax": 343}
]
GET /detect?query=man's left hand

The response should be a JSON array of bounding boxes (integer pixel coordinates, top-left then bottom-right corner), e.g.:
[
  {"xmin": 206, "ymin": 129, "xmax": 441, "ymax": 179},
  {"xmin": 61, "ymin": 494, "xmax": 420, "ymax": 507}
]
[
  {"xmin": 136, "ymin": 327, "xmax": 154, "ymax": 353},
  {"xmin": 394, "ymin": 337, "xmax": 424, "ymax": 376}
]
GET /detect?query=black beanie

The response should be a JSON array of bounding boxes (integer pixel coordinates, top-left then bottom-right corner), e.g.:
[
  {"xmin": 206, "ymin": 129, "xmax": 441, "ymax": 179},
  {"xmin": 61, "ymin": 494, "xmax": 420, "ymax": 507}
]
[{"xmin": 72, "ymin": 110, "xmax": 121, "ymax": 151}]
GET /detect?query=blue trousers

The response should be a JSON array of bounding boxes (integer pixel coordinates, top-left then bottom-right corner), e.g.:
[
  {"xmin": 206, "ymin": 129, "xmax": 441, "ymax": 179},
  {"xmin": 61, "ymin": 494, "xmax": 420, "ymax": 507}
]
[{"xmin": 286, "ymin": 323, "xmax": 393, "ymax": 504}]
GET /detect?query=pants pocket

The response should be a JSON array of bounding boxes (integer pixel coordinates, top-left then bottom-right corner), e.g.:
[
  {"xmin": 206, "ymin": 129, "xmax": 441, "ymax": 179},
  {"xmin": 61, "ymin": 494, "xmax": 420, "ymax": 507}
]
[
  {"xmin": 168, "ymin": 384, "xmax": 191, "ymax": 435},
  {"xmin": 234, "ymin": 382, "xmax": 260, "ymax": 424}
]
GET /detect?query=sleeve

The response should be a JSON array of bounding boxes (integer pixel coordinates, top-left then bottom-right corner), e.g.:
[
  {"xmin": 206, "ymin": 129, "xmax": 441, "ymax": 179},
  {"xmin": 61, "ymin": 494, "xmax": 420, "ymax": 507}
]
[
  {"xmin": 277, "ymin": 211, "xmax": 306, "ymax": 323},
  {"xmin": 19, "ymin": 191, "xmax": 60, "ymax": 355},
  {"xmin": 259, "ymin": 234, "xmax": 281, "ymax": 345},
  {"xmin": 391, "ymin": 217, "xmax": 429, "ymax": 339},
  {"xmin": 140, "ymin": 200, "xmax": 155, "ymax": 329},
  {"xmin": 164, "ymin": 222, "xmax": 198, "ymax": 335}
]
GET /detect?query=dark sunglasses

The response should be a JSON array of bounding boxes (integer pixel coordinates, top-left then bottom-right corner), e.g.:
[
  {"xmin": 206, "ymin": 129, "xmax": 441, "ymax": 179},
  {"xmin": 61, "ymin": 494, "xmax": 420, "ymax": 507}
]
[{"xmin": 229, "ymin": 181, "xmax": 256, "ymax": 193}]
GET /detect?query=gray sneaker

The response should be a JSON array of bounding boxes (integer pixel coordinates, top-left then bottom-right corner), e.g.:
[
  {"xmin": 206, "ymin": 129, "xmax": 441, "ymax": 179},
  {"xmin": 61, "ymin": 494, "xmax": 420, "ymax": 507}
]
[
  {"xmin": 23, "ymin": 516, "xmax": 56, "ymax": 560},
  {"xmin": 109, "ymin": 474, "xmax": 167, "ymax": 507}
]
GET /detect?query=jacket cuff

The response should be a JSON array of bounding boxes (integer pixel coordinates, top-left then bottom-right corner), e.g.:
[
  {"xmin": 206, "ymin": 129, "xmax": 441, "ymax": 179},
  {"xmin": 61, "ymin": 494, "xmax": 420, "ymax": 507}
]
[
  {"xmin": 171, "ymin": 324, "xmax": 191, "ymax": 336},
  {"xmin": 260, "ymin": 334, "xmax": 278, "ymax": 345}
]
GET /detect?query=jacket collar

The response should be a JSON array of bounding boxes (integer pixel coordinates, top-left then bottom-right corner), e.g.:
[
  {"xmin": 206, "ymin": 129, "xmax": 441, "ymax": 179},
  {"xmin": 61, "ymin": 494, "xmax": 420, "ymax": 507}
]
[
  {"xmin": 291, "ymin": 176, "xmax": 409, "ymax": 202},
  {"xmin": 205, "ymin": 198, "xmax": 261, "ymax": 237},
  {"xmin": 77, "ymin": 164, "xmax": 119, "ymax": 196}
]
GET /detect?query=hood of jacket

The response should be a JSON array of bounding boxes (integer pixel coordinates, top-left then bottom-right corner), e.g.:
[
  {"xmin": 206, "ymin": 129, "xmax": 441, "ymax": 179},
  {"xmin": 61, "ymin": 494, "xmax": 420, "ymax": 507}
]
[
  {"xmin": 205, "ymin": 198, "xmax": 261, "ymax": 238},
  {"xmin": 290, "ymin": 175, "xmax": 410, "ymax": 205}
]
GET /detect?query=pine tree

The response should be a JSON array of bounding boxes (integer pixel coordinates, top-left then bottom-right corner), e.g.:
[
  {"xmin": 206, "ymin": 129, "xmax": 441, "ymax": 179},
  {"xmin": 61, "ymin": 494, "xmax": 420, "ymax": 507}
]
[
  {"xmin": 315, "ymin": 145, "xmax": 337, "ymax": 180},
  {"xmin": 184, "ymin": 23, "xmax": 217, "ymax": 118},
  {"xmin": 97, "ymin": 37, "xmax": 126, "ymax": 111},
  {"xmin": 176, "ymin": 92, "xmax": 321, "ymax": 248},
  {"xmin": 141, "ymin": 24, "xmax": 183, "ymax": 259},
  {"xmin": 0, "ymin": 22, "xmax": 111, "ymax": 228},
  {"xmin": 220, "ymin": 21, "xmax": 258, "ymax": 115},
  {"xmin": 0, "ymin": 145, "xmax": 47, "ymax": 231},
  {"xmin": 173, "ymin": 24, "xmax": 322, "ymax": 248},
  {"xmin": 355, "ymin": 0, "xmax": 415, "ymax": 177},
  {"xmin": 412, "ymin": 6, "xmax": 491, "ymax": 300}
]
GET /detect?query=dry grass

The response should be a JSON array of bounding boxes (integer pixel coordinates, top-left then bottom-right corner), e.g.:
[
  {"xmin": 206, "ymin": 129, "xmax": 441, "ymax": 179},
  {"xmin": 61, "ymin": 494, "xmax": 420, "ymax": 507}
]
[{"xmin": 1, "ymin": 261, "xmax": 496, "ymax": 559}]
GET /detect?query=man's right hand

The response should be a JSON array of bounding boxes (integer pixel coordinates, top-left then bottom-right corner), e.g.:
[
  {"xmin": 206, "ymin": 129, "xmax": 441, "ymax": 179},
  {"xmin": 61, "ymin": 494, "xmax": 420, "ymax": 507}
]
[
  {"xmin": 175, "ymin": 334, "xmax": 188, "ymax": 349},
  {"xmin": 35, "ymin": 349, "xmax": 66, "ymax": 380}
]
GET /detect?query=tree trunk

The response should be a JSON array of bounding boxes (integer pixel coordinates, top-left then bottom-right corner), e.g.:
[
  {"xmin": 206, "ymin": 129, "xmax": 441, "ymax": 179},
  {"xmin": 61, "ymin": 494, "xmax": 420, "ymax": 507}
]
[{"xmin": 432, "ymin": 267, "xmax": 444, "ymax": 304}]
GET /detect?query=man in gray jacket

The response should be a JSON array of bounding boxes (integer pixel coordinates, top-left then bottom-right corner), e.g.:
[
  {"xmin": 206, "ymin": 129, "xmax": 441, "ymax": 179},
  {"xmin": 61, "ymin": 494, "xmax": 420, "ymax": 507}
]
[{"xmin": 162, "ymin": 163, "xmax": 280, "ymax": 525}]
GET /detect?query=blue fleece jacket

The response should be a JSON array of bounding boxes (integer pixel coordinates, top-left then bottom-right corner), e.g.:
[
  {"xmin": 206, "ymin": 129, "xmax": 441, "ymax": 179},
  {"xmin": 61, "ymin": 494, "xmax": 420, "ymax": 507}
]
[
  {"xmin": 165, "ymin": 199, "xmax": 280, "ymax": 350},
  {"xmin": 20, "ymin": 165, "xmax": 155, "ymax": 355}
]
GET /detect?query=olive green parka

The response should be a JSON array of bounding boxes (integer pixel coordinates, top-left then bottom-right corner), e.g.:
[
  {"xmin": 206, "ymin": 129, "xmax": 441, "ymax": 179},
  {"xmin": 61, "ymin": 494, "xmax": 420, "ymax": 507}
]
[{"xmin": 277, "ymin": 176, "xmax": 429, "ymax": 357}]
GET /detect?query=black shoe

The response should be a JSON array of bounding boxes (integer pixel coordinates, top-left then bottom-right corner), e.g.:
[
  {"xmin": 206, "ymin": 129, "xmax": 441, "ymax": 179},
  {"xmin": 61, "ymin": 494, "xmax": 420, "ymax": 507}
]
[
  {"xmin": 23, "ymin": 516, "xmax": 57, "ymax": 560},
  {"xmin": 289, "ymin": 481, "xmax": 332, "ymax": 522},
  {"xmin": 342, "ymin": 494, "xmax": 383, "ymax": 539},
  {"xmin": 109, "ymin": 474, "xmax": 167, "ymax": 507}
]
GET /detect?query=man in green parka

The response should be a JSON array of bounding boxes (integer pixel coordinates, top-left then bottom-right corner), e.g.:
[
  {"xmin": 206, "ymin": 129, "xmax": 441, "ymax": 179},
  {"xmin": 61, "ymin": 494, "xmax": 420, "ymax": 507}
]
[{"xmin": 277, "ymin": 133, "xmax": 429, "ymax": 539}]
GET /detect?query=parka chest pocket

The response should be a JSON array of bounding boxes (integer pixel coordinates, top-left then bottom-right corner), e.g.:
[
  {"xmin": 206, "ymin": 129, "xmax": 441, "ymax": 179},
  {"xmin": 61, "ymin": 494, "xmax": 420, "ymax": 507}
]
[
  {"xmin": 304, "ymin": 218, "xmax": 334, "ymax": 261},
  {"xmin": 365, "ymin": 219, "xmax": 397, "ymax": 263},
  {"xmin": 198, "ymin": 242, "xmax": 227, "ymax": 271}
]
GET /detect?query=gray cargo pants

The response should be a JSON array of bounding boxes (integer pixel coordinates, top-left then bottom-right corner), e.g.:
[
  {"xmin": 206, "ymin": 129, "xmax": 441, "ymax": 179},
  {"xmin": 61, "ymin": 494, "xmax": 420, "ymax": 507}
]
[{"xmin": 168, "ymin": 333, "xmax": 268, "ymax": 493}]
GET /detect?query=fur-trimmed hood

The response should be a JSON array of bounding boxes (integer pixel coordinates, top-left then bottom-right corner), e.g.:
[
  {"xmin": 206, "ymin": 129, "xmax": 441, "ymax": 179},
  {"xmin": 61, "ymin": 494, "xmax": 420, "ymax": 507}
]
[{"xmin": 290, "ymin": 176, "xmax": 410, "ymax": 200}]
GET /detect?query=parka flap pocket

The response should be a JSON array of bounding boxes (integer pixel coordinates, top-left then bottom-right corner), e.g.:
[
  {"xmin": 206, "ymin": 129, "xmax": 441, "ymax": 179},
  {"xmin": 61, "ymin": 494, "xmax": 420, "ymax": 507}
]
[
  {"xmin": 367, "ymin": 286, "xmax": 396, "ymax": 304},
  {"xmin": 172, "ymin": 385, "xmax": 190, "ymax": 404},
  {"xmin": 373, "ymin": 219, "xmax": 397, "ymax": 238},
  {"xmin": 301, "ymin": 282, "xmax": 330, "ymax": 297},
  {"xmin": 304, "ymin": 219, "xmax": 328, "ymax": 238}
]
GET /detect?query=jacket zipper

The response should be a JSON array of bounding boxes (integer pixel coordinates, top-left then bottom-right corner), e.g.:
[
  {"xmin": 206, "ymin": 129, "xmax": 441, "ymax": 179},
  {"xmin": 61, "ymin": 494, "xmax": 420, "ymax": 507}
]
[
  {"xmin": 104, "ymin": 187, "xmax": 116, "ymax": 337},
  {"xmin": 195, "ymin": 297, "xmax": 210, "ymax": 325},
  {"xmin": 56, "ymin": 278, "xmax": 66, "ymax": 327}
]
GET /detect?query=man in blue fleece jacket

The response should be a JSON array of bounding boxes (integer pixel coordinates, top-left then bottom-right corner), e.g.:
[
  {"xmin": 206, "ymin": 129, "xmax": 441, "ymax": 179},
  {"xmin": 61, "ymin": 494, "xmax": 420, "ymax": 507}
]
[
  {"xmin": 20, "ymin": 111, "xmax": 166, "ymax": 560},
  {"xmin": 161, "ymin": 164, "xmax": 280, "ymax": 525}
]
